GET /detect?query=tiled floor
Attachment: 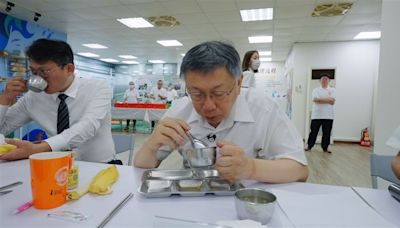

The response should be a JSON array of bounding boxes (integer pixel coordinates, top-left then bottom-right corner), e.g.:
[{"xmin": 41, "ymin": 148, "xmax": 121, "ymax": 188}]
[{"xmin": 116, "ymin": 131, "xmax": 373, "ymax": 188}]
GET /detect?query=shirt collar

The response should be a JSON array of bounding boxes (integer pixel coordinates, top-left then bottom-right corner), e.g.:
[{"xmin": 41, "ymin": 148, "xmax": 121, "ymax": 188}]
[
  {"xmin": 50, "ymin": 75, "xmax": 79, "ymax": 101},
  {"xmin": 186, "ymin": 92, "xmax": 255, "ymax": 130}
]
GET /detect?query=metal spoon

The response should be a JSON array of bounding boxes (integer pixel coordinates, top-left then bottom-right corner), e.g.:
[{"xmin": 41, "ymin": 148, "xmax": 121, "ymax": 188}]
[
  {"xmin": 27, "ymin": 75, "xmax": 47, "ymax": 92},
  {"xmin": 186, "ymin": 132, "xmax": 208, "ymax": 149}
]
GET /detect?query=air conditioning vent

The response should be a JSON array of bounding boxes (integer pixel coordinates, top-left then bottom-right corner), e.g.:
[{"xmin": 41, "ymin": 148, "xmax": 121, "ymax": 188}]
[
  {"xmin": 312, "ymin": 2, "xmax": 353, "ymax": 17},
  {"xmin": 147, "ymin": 16, "xmax": 180, "ymax": 27}
]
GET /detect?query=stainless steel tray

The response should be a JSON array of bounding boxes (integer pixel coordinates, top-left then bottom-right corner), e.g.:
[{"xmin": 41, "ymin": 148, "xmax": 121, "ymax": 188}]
[{"xmin": 138, "ymin": 169, "xmax": 244, "ymax": 198}]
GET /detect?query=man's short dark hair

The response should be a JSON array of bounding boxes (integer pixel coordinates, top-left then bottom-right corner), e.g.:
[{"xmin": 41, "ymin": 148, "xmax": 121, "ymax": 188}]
[
  {"xmin": 180, "ymin": 41, "xmax": 241, "ymax": 80},
  {"xmin": 26, "ymin": 39, "xmax": 74, "ymax": 67}
]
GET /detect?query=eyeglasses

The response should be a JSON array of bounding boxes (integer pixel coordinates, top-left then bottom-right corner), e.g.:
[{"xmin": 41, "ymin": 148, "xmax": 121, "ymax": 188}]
[
  {"xmin": 28, "ymin": 67, "xmax": 59, "ymax": 78},
  {"xmin": 187, "ymin": 81, "xmax": 236, "ymax": 103}
]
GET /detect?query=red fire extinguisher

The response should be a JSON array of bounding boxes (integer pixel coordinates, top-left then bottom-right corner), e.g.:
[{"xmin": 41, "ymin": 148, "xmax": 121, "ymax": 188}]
[{"xmin": 360, "ymin": 128, "xmax": 371, "ymax": 147}]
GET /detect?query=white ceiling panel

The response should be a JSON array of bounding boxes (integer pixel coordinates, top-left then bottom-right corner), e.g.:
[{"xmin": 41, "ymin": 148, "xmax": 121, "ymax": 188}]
[{"xmin": 0, "ymin": 0, "xmax": 382, "ymax": 62}]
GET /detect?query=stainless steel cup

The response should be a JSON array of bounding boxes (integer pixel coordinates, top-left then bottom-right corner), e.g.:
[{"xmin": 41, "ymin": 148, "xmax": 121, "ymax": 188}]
[
  {"xmin": 182, "ymin": 147, "xmax": 216, "ymax": 168},
  {"xmin": 234, "ymin": 188, "xmax": 277, "ymax": 224}
]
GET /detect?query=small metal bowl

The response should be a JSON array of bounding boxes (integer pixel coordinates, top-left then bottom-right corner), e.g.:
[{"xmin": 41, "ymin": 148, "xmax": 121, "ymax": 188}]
[
  {"xmin": 180, "ymin": 147, "xmax": 216, "ymax": 168},
  {"xmin": 234, "ymin": 188, "xmax": 277, "ymax": 224}
]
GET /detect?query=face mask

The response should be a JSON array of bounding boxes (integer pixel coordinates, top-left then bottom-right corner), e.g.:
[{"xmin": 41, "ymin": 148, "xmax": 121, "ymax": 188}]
[
  {"xmin": 251, "ymin": 59, "xmax": 260, "ymax": 70},
  {"xmin": 129, "ymin": 85, "xmax": 135, "ymax": 89}
]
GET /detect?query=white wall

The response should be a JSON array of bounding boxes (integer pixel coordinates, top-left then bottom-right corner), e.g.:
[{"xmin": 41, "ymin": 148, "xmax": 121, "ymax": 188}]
[
  {"xmin": 291, "ymin": 41, "xmax": 380, "ymax": 141},
  {"xmin": 374, "ymin": 0, "xmax": 400, "ymax": 157}
]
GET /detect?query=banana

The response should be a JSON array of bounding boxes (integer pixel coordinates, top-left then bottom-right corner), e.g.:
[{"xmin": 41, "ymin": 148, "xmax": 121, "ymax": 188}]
[
  {"xmin": 0, "ymin": 144, "xmax": 17, "ymax": 155},
  {"xmin": 88, "ymin": 165, "xmax": 119, "ymax": 194},
  {"xmin": 67, "ymin": 165, "xmax": 119, "ymax": 201}
]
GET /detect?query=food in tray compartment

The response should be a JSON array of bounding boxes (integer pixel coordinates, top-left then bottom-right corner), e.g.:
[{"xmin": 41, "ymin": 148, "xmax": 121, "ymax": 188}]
[
  {"xmin": 148, "ymin": 170, "xmax": 193, "ymax": 180},
  {"xmin": 209, "ymin": 179, "xmax": 231, "ymax": 191},
  {"xmin": 146, "ymin": 180, "xmax": 172, "ymax": 192},
  {"xmin": 177, "ymin": 180, "xmax": 203, "ymax": 191}
]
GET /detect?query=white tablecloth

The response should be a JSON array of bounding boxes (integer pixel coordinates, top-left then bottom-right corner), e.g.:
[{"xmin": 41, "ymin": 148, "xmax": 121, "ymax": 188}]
[
  {"xmin": 0, "ymin": 160, "xmax": 399, "ymax": 227},
  {"xmin": 111, "ymin": 107, "xmax": 167, "ymax": 122}
]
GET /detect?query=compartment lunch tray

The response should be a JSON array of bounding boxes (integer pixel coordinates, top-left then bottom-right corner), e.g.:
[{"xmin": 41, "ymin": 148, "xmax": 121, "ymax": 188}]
[{"xmin": 138, "ymin": 169, "xmax": 244, "ymax": 198}]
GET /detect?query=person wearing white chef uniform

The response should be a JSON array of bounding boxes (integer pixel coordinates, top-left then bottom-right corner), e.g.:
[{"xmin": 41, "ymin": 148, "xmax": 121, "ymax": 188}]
[
  {"xmin": 134, "ymin": 41, "xmax": 308, "ymax": 184},
  {"xmin": 123, "ymin": 81, "xmax": 139, "ymax": 131},
  {"xmin": 241, "ymin": 50, "xmax": 260, "ymax": 89}
]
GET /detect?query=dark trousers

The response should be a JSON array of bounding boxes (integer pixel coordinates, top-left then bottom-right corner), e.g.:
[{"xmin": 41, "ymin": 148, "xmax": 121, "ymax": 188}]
[
  {"xmin": 307, "ymin": 119, "xmax": 333, "ymax": 151},
  {"xmin": 126, "ymin": 119, "xmax": 136, "ymax": 127},
  {"xmin": 107, "ymin": 159, "xmax": 123, "ymax": 165}
]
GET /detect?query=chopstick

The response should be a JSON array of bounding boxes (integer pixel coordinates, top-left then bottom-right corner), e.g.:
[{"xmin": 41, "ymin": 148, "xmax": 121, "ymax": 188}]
[
  {"xmin": 0, "ymin": 181, "xmax": 22, "ymax": 191},
  {"xmin": 97, "ymin": 193, "xmax": 133, "ymax": 228}
]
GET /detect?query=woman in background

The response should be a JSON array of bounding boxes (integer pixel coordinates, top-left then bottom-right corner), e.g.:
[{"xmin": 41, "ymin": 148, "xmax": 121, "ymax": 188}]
[
  {"xmin": 241, "ymin": 50, "xmax": 260, "ymax": 88},
  {"xmin": 123, "ymin": 81, "xmax": 139, "ymax": 132}
]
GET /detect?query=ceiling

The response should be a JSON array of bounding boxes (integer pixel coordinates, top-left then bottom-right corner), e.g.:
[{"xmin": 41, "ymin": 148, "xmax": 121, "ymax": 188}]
[{"xmin": 0, "ymin": 0, "xmax": 382, "ymax": 64}]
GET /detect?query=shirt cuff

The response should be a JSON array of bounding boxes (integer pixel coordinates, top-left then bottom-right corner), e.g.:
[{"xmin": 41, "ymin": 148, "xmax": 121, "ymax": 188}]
[
  {"xmin": 0, "ymin": 104, "xmax": 8, "ymax": 117},
  {"xmin": 45, "ymin": 134, "xmax": 68, "ymax": 152}
]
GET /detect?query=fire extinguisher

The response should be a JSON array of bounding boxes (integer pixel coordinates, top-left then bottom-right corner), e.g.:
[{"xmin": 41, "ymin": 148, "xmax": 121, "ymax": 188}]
[{"xmin": 360, "ymin": 128, "xmax": 371, "ymax": 147}]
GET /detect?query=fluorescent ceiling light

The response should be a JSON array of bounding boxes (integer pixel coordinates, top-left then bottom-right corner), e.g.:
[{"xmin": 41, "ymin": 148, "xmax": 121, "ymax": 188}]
[
  {"xmin": 354, "ymin": 31, "xmax": 381, "ymax": 40},
  {"xmin": 149, "ymin": 60, "xmax": 165, "ymax": 64},
  {"xmin": 240, "ymin": 8, "xmax": 273, "ymax": 22},
  {"xmin": 248, "ymin": 36, "xmax": 273, "ymax": 43},
  {"xmin": 100, "ymin": 58, "xmax": 119, "ymax": 63},
  {"xmin": 258, "ymin": 51, "xmax": 271, "ymax": 56},
  {"xmin": 117, "ymin": 17, "xmax": 154, "ymax": 28},
  {"xmin": 82, "ymin": 43, "xmax": 108, "ymax": 49},
  {"xmin": 122, "ymin": 60, "xmax": 139, "ymax": 64},
  {"xmin": 157, "ymin": 40, "xmax": 183, "ymax": 47},
  {"xmin": 77, "ymin": 52, "xmax": 99, "ymax": 58},
  {"xmin": 260, "ymin": 57, "xmax": 272, "ymax": 62},
  {"xmin": 118, "ymin": 55, "xmax": 137, "ymax": 59},
  {"xmin": 180, "ymin": 53, "xmax": 185, "ymax": 57}
]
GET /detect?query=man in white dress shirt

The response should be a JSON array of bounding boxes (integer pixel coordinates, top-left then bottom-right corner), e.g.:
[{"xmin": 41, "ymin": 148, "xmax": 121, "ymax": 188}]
[
  {"xmin": 304, "ymin": 75, "xmax": 336, "ymax": 153},
  {"xmin": 0, "ymin": 39, "xmax": 118, "ymax": 164},
  {"xmin": 166, "ymin": 83, "xmax": 178, "ymax": 104},
  {"xmin": 123, "ymin": 81, "xmax": 139, "ymax": 131},
  {"xmin": 134, "ymin": 41, "xmax": 308, "ymax": 183}
]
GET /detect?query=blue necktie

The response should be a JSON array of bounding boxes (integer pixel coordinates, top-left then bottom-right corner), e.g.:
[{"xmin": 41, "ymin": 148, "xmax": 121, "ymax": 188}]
[{"xmin": 57, "ymin": 94, "xmax": 69, "ymax": 134}]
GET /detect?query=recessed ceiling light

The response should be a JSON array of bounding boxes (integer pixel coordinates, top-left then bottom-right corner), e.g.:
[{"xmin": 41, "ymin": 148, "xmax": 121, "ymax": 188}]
[
  {"xmin": 258, "ymin": 51, "xmax": 271, "ymax": 56},
  {"xmin": 117, "ymin": 17, "xmax": 154, "ymax": 28},
  {"xmin": 157, "ymin": 40, "xmax": 183, "ymax": 47},
  {"xmin": 82, "ymin": 43, "xmax": 108, "ymax": 49},
  {"xmin": 122, "ymin": 60, "xmax": 139, "ymax": 64},
  {"xmin": 149, "ymin": 60, "xmax": 165, "ymax": 64},
  {"xmin": 248, "ymin": 36, "xmax": 273, "ymax": 43},
  {"xmin": 260, "ymin": 57, "xmax": 272, "ymax": 62},
  {"xmin": 77, "ymin": 52, "xmax": 99, "ymax": 58},
  {"xmin": 100, "ymin": 58, "xmax": 119, "ymax": 63},
  {"xmin": 119, "ymin": 55, "xmax": 137, "ymax": 59},
  {"xmin": 240, "ymin": 8, "xmax": 273, "ymax": 22},
  {"xmin": 354, "ymin": 31, "xmax": 381, "ymax": 40}
]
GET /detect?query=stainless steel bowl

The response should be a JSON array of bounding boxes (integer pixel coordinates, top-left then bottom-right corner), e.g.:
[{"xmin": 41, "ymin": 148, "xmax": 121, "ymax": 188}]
[
  {"xmin": 27, "ymin": 75, "xmax": 47, "ymax": 92},
  {"xmin": 234, "ymin": 188, "xmax": 277, "ymax": 224},
  {"xmin": 181, "ymin": 147, "xmax": 216, "ymax": 168}
]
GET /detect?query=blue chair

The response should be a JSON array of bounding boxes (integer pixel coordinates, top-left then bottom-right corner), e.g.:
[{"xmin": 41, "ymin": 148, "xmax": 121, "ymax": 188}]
[
  {"xmin": 370, "ymin": 153, "xmax": 400, "ymax": 188},
  {"xmin": 112, "ymin": 134, "xmax": 135, "ymax": 165}
]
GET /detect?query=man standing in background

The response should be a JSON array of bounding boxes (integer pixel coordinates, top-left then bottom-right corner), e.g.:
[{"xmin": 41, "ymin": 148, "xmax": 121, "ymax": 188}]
[
  {"xmin": 123, "ymin": 81, "xmax": 139, "ymax": 132},
  {"xmin": 166, "ymin": 83, "xmax": 178, "ymax": 104},
  {"xmin": 305, "ymin": 74, "xmax": 336, "ymax": 153},
  {"xmin": 150, "ymin": 79, "xmax": 167, "ymax": 129}
]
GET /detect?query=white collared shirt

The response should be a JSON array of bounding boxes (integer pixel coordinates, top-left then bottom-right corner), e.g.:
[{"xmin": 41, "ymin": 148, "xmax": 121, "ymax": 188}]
[
  {"xmin": 161, "ymin": 90, "xmax": 307, "ymax": 165},
  {"xmin": 0, "ymin": 76, "xmax": 115, "ymax": 162},
  {"xmin": 311, "ymin": 86, "xmax": 336, "ymax": 120},
  {"xmin": 150, "ymin": 87, "xmax": 167, "ymax": 104},
  {"xmin": 123, "ymin": 88, "xmax": 139, "ymax": 103},
  {"xmin": 241, "ymin": 70, "xmax": 256, "ymax": 88}
]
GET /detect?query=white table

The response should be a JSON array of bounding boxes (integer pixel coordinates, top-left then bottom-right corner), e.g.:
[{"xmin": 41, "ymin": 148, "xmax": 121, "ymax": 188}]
[
  {"xmin": 1, "ymin": 160, "xmax": 399, "ymax": 227},
  {"xmin": 111, "ymin": 107, "xmax": 167, "ymax": 122}
]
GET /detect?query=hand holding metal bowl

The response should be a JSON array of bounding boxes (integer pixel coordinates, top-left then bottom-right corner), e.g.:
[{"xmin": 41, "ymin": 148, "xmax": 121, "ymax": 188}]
[{"xmin": 27, "ymin": 75, "xmax": 47, "ymax": 92}]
